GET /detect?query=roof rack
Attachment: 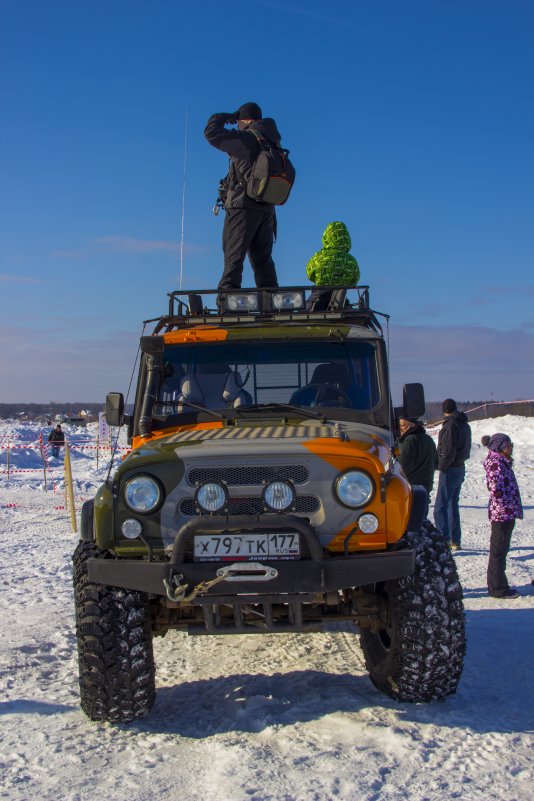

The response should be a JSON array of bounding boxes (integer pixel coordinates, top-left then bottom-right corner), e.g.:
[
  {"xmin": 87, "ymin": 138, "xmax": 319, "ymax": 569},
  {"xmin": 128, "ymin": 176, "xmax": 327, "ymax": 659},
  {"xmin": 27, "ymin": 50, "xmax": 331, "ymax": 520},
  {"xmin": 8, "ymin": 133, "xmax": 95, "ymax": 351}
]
[{"xmin": 146, "ymin": 285, "xmax": 388, "ymax": 336}]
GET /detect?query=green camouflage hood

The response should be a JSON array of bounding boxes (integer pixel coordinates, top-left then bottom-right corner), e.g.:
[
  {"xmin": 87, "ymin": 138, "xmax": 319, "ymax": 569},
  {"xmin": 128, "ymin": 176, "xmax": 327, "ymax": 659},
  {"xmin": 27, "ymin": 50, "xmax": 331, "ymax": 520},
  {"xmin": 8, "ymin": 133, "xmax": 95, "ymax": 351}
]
[{"xmin": 306, "ymin": 221, "xmax": 360, "ymax": 286}]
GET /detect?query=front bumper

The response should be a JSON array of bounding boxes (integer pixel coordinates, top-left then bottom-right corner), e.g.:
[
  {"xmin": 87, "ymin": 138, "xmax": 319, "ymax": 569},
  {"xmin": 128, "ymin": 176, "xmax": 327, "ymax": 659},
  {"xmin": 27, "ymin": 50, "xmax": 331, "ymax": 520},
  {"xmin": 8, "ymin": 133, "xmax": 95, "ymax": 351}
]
[{"xmin": 87, "ymin": 514, "xmax": 415, "ymax": 597}]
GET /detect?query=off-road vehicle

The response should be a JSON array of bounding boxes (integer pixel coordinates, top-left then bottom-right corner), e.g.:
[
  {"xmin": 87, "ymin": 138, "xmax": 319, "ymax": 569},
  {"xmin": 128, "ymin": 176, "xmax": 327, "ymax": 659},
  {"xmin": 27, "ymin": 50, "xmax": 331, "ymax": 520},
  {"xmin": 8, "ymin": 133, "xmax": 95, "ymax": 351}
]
[{"xmin": 73, "ymin": 285, "xmax": 465, "ymax": 723}]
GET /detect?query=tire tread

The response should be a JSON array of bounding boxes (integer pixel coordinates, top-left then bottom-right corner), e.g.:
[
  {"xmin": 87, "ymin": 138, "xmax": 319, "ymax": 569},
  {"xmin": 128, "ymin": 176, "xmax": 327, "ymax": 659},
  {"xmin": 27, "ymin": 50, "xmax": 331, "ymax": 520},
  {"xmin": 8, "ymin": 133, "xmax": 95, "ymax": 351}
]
[{"xmin": 73, "ymin": 541, "xmax": 156, "ymax": 723}]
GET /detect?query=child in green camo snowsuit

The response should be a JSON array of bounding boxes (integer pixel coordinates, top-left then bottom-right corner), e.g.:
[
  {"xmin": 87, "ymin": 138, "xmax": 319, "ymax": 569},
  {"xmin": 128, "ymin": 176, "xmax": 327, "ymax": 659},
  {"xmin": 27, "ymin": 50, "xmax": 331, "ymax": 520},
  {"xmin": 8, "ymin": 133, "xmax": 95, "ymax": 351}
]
[{"xmin": 306, "ymin": 221, "xmax": 360, "ymax": 286}]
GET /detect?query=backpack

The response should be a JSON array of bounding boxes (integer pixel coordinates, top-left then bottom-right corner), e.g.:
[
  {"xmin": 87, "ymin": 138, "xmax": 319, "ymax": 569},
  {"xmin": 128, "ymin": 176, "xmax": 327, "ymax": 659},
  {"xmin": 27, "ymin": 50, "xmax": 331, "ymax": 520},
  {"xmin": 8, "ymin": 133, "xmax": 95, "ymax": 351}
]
[{"xmin": 236, "ymin": 131, "xmax": 296, "ymax": 206}]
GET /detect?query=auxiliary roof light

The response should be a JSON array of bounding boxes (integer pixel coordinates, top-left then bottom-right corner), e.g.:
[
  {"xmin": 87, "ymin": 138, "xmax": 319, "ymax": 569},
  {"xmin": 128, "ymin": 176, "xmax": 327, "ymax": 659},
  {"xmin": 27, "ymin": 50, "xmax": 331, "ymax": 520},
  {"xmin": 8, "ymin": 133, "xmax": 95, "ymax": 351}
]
[
  {"xmin": 226, "ymin": 293, "xmax": 259, "ymax": 312},
  {"xmin": 272, "ymin": 291, "xmax": 305, "ymax": 311}
]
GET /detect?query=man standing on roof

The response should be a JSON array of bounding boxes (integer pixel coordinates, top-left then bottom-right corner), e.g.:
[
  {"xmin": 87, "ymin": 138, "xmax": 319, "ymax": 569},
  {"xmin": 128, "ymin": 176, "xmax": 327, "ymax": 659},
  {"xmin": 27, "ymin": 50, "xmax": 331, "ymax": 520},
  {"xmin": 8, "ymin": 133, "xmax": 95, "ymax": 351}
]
[
  {"xmin": 205, "ymin": 103, "xmax": 280, "ymax": 296},
  {"xmin": 433, "ymin": 399, "xmax": 472, "ymax": 550}
]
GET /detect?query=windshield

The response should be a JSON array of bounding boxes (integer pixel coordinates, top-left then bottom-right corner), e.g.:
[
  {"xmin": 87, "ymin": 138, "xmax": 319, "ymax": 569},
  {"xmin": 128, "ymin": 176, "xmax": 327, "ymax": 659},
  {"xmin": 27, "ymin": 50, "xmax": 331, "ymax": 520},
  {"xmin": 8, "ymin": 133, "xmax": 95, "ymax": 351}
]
[{"xmin": 153, "ymin": 339, "xmax": 381, "ymax": 418}]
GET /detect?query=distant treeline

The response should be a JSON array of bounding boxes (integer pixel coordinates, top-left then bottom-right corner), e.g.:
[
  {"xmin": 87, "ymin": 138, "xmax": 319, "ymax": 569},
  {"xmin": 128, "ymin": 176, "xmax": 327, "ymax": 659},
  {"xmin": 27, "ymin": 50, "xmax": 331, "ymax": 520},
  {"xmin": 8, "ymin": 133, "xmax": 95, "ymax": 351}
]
[
  {"xmin": 2, "ymin": 399, "xmax": 532, "ymax": 423},
  {"xmin": 0, "ymin": 402, "xmax": 104, "ymax": 420},
  {"xmin": 424, "ymin": 400, "xmax": 534, "ymax": 424}
]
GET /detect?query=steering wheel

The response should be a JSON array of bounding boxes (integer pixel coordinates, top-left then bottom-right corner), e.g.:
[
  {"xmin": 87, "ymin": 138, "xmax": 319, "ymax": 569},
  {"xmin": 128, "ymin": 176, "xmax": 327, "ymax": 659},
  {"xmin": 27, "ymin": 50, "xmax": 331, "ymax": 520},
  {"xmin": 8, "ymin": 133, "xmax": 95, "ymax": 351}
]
[{"xmin": 306, "ymin": 383, "xmax": 354, "ymax": 408}]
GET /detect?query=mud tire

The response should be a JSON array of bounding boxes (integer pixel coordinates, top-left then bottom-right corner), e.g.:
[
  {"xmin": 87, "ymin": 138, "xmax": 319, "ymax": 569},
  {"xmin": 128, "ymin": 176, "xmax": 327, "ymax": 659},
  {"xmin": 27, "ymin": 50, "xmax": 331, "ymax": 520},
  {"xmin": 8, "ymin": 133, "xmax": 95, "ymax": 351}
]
[
  {"xmin": 73, "ymin": 541, "xmax": 156, "ymax": 723},
  {"xmin": 359, "ymin": 522, "xmax": 466, "ymax": 702}
]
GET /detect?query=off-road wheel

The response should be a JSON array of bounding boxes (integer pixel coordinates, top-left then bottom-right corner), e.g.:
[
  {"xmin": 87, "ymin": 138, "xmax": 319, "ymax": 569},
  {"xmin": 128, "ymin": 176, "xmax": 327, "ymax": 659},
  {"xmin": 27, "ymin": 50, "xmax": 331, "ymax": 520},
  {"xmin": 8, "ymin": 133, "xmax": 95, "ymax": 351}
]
[
  {"xmin": 73, "ymin": 541, "xmax": 156, "ymax": 723},
  {"xmin": 359, "ymin": 522, "xmax": 465, "ymax": 702}
]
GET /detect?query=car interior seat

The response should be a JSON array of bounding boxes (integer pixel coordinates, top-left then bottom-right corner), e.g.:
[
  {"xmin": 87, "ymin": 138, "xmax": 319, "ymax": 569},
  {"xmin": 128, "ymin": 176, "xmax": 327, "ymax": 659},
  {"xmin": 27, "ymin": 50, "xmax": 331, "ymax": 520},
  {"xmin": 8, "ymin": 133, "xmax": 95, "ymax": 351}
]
[
  {"xmin": 289, "ymin": 361, "xmax": 372, "ymax": 409},
  {"xmin": 178, "ymin": 364, "xmax": 252, "ymax": 409},
  {"xmin": 289, "ymin": 362, "xmax": 350, "ymax": 407}
]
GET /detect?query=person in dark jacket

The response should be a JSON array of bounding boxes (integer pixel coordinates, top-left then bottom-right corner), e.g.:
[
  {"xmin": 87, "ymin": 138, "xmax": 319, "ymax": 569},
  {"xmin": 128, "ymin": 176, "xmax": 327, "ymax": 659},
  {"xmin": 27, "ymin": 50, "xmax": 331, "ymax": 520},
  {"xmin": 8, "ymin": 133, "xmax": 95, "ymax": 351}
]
[
  {"xmin": 205, "ymin": 102, "xmax": 280, "ymax": 299},
  {"xmin": 482, "ymin": 433, "xmax": 523, "ymax": 598},
  {"xmin": 433, "ymin": 398, "xmax": 472, "ymax": 550},
  {"xmin": 397, "ymin": 416, "xmax": 438, "ymax": 517},
  {"xmin": 48, "ymin": 424, "xmax": 65, "ymax": 458}
]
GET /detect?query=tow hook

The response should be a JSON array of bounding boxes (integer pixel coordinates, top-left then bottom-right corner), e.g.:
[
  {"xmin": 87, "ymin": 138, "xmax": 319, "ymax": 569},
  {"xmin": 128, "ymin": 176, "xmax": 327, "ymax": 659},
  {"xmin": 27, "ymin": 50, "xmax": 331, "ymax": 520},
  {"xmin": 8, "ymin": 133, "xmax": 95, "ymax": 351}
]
[
  {"xmin": 163, "ymin": 563, "xmax": 278, "ymax": 604},
  {"xmin": 163, "ymin": 573, "xmax": 227, "ymax": 604}
]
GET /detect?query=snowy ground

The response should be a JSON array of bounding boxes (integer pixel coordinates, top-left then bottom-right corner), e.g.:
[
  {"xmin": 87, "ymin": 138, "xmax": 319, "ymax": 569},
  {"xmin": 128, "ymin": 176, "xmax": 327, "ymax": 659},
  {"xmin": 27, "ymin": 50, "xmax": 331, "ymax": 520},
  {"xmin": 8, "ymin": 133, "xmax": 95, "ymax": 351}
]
[{"xmin": 0, "ymin": 416, "xmax": 533, "ymax": 801}]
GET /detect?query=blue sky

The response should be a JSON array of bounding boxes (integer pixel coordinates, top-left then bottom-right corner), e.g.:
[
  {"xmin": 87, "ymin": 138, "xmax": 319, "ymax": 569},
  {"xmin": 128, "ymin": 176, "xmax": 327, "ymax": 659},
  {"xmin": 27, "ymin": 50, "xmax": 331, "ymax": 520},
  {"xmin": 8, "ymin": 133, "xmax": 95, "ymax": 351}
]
[{"xmin": 1, "ymin": 0, "xmax": 533, "ymax": 404}]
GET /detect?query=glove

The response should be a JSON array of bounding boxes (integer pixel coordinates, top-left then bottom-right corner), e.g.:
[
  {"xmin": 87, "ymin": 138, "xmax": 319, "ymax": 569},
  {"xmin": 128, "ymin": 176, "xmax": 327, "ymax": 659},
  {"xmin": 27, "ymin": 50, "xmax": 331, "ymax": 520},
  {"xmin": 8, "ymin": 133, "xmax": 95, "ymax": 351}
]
[{"xmin": 225, "ymin": 112, "xmax": 237, "ymax": 125}]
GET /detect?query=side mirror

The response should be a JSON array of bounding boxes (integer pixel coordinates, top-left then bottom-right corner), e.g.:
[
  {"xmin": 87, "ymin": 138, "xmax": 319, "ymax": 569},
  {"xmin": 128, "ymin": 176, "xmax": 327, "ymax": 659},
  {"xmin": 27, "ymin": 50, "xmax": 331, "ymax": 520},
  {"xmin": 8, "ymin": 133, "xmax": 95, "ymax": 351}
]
[
  {"xmin": 106, "ymin": 392, "xmax": 125, "ymax": 427},
  {"xmin": 402, "ymin": 383, "xmax": 425, "ymax": 419}
]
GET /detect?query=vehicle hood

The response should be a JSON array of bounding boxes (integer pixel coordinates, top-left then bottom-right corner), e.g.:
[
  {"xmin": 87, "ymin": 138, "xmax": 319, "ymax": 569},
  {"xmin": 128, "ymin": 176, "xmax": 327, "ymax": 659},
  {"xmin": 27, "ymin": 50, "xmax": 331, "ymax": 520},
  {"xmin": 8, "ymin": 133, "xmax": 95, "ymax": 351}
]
[{"xmin": 121, "ymin": 420, "xmax": 393, "ymax": 474}]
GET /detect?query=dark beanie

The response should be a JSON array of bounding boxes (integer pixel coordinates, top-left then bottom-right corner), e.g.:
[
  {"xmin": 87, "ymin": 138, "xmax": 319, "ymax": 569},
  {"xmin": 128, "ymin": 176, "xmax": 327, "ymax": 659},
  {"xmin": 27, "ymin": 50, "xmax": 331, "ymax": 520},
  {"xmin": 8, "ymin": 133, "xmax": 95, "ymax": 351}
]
[
  {"xmin": 237, "ymin": 102, "xmax": 262, "ymax": 120},
  {"xmin": 442, "ymin": 398, "xmax": 457, "ymax": 414},
  {"xmin": 485, "ymin": 433, "xmax": 512, "ymax": 453}
]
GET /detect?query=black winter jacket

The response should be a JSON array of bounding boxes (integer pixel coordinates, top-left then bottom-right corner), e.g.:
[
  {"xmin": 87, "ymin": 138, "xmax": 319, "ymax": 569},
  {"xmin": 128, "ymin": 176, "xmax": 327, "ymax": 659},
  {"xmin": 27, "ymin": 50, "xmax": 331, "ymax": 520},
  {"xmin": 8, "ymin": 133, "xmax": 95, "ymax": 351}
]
[
  {"xmin": 437, "ymin": 411, "xmax": 471, "ymax": 472},
  {"xmin": 204, "ymin": 113, "xmax": 282, "ymax": 209},
  {"xmin": 397, "ymin": 424, "xmax": 439, "ymax": 493},
  {"xmin": 48, "ymin": 429, "xmax": 65, "ymax": 445}
]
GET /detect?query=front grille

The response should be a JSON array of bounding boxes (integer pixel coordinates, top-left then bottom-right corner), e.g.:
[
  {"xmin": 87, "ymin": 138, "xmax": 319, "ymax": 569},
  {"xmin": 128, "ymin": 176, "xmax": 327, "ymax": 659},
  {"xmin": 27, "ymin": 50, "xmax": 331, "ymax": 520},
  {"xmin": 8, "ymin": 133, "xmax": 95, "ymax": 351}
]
[
  {"xmin": 187, "ymin": 464, "xmax": 309, "ymax": 487},
  {"xmin": 180, "ymin": 495, "xmax": 319, "ymax": 517}
]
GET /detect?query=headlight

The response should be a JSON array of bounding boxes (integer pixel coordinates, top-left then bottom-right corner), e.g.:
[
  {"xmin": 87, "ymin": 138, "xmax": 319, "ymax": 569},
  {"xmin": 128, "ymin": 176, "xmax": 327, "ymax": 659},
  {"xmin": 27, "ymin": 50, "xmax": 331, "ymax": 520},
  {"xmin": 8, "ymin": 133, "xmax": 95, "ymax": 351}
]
[
  {"xmin": 195, "ymin": 481, "xmax": 228, "ymax": 513},
  {"xmin": 335, "ymin": 470, "xmax": 374, "ymax": 508},
  {"xmin": 263, "ymin": 480, "xmax": 295, "ymax": 512},
  {"xmin": 124, "ymin": 476, "xmax": 162, "ymax": 513}
]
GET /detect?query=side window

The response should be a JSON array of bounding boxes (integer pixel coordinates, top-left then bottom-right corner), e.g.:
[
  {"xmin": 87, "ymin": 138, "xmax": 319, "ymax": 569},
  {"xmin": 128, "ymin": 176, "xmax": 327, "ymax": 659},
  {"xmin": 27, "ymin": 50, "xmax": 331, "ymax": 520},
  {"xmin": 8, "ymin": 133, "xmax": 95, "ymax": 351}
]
[{"xmin": 348, "ymin": 348, "xmax": 379, "ymax": 409}]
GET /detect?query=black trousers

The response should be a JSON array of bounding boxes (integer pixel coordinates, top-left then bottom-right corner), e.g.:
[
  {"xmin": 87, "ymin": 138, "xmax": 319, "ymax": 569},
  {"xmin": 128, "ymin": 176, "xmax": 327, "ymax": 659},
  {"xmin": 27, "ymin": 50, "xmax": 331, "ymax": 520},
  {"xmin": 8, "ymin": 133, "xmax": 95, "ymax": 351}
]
[
  {"xmin": 487, "ymin": 519, "xmax": 515, "ymax": 596},
  {"xmin": 219, "ymin": 207, "xmax": 278, "ymax": 291}
]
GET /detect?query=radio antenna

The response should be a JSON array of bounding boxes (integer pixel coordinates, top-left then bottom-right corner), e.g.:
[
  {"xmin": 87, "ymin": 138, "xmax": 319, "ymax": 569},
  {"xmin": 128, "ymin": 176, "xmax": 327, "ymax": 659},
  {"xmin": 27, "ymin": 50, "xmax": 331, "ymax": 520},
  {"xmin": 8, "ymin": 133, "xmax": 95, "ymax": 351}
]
[{"xmin": 179, "ymin": 109, "xmax": 188, "ymax": 290}]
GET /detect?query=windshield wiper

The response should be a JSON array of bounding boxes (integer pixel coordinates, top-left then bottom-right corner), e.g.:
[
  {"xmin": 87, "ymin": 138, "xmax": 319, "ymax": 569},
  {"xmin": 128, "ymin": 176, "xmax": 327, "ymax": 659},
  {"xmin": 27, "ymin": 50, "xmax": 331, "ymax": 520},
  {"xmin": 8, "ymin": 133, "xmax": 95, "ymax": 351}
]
[{"xmin": 236, "ymin": 403, "xmax": 328, "ymax": 422}]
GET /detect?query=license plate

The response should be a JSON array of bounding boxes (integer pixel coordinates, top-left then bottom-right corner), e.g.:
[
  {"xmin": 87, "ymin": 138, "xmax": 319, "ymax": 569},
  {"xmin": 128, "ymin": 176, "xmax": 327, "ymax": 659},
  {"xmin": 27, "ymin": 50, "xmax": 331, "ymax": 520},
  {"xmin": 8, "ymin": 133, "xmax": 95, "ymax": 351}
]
[{"xmin": 194, "ymin": 532, "xmax": 300, "ymax": 561}]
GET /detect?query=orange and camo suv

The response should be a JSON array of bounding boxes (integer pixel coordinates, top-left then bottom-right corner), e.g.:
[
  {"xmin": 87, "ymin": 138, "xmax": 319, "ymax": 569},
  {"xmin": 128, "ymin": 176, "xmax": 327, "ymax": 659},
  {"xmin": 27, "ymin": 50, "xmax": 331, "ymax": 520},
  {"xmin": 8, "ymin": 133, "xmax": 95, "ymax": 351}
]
[{"xmin": 73, "ymin": 285, "xmax": 465, "ymax": 724}]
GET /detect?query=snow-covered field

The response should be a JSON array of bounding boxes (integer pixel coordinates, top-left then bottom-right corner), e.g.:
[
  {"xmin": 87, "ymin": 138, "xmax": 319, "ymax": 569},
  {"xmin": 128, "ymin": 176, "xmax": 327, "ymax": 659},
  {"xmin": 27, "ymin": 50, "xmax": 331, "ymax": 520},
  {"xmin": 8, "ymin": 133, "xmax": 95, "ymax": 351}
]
[{"xmin": 0, "ymin": 416, "xmax": 533, "ymax": 801}]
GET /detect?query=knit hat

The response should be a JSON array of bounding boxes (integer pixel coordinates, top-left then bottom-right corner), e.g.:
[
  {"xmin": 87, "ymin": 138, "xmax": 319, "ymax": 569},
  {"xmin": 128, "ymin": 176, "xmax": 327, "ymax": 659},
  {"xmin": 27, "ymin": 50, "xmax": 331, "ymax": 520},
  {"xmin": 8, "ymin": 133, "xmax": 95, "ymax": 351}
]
[
  {"xmin": 442, "ymin": 398, "xmax": 457, "ymax": 414},
  {"xmin": 237, "ymin": 102, "xmax": 262, "ymax": 120},
  {"xmin": 485, "ymin": 433, "xmax": 512, "ymax": 453}
]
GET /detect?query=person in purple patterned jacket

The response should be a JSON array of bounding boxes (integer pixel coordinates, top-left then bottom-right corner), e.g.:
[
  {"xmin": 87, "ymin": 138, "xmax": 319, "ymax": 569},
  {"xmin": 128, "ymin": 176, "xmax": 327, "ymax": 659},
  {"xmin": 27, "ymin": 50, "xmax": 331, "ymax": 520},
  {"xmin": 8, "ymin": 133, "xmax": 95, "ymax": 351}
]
[{"xmin": 482, "ymin": 433, "xmax": 523, "ymax": 599}]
